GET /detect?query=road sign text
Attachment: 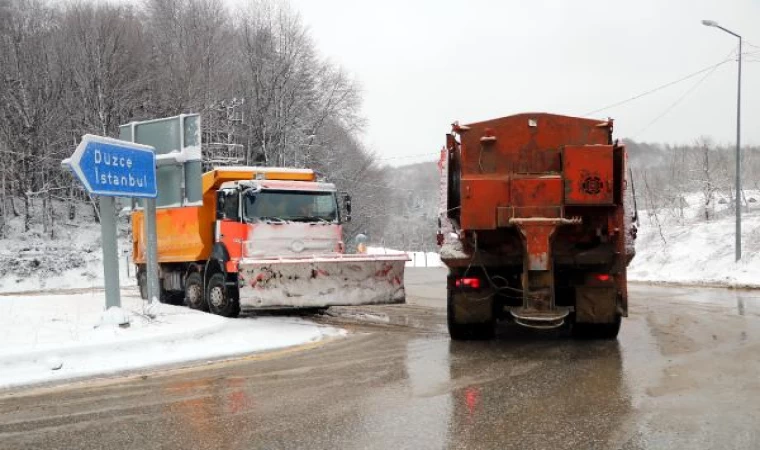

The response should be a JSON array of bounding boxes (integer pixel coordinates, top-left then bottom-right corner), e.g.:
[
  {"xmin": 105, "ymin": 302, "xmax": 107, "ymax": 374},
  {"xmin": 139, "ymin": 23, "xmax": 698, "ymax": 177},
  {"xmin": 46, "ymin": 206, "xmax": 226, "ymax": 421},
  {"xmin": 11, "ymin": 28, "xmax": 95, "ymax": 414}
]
[{"xmin": 66, "ymin": 135, "xmax": 157, "ymax": 198}]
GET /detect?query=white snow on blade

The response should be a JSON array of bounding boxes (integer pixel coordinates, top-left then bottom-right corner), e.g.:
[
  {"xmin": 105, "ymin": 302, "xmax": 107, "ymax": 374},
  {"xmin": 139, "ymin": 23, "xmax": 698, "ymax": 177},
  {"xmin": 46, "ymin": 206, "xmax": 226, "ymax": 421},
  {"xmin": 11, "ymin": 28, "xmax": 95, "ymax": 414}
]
[
  {"xmin": 629, "ymin": 191, "xmax": 760, "ymax": 288},
  {"xmin": 238, "ymin": 256, "xmax": 407, "ymax": 308},
  {"xmin": 0, "ymin": 289, "xmax": 346, "ymax": 390},
  {"xmin": 366, "ymin": 246, "xmax": 443, "ymax": 268}
]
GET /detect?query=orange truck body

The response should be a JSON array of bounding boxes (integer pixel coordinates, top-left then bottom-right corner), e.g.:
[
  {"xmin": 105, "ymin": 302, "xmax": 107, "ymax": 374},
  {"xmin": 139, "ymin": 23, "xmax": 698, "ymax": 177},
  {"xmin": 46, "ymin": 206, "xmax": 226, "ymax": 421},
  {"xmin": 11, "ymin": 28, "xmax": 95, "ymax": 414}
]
[
  {"xmin": 132, "ymin": 168, "xmax": 317, "ymax": 265},
  {"xmin": 439, "ymin": 113, "xmax": 636, "ymax": 339}
]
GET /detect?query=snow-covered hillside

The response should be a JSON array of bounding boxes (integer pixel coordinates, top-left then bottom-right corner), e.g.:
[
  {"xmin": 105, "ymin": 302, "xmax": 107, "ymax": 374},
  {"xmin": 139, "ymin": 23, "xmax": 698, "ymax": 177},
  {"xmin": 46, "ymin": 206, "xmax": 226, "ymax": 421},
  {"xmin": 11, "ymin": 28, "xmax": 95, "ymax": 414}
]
[
  {"xmin": 629, "ymin": 191, "xmax": 760, "ymax": 288},
  {"xmin": 0, "ymin": 201, "xmax": 135, "ymax": 294}
]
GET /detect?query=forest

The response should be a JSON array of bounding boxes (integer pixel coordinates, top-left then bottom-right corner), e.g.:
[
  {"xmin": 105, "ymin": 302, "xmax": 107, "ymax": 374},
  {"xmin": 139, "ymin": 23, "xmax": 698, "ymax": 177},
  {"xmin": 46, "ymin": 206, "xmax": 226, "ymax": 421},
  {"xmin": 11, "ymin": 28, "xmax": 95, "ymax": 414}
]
[{"xmin": 0, "ymin": 0, "xmax": 389, "ymax": 245}]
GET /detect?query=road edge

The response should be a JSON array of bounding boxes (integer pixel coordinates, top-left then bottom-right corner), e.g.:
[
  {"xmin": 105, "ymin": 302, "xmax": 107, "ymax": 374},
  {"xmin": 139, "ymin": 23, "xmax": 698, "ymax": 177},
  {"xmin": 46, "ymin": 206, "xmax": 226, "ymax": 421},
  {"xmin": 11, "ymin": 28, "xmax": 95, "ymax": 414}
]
[{"xmin": 0, "ymin": 334, "xmax": 344, "ymax": 398}]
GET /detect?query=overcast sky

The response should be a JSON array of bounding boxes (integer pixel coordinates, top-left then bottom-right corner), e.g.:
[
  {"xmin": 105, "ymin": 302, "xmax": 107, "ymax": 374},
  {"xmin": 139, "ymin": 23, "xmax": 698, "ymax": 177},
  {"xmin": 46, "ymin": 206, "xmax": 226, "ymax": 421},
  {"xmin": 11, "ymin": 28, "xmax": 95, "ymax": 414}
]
[{"xmin": 288, "ymin": 0, "xmax": 759, "ymax": 165}]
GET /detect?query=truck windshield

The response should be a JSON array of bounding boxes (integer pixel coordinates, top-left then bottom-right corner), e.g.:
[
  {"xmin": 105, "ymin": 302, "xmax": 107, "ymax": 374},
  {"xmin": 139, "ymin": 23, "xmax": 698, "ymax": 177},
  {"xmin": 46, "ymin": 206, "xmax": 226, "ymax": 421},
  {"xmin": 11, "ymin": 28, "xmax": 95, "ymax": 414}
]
[{"xmin": 244, "ymin": 190, "xmax": 339, "ymax": 223}]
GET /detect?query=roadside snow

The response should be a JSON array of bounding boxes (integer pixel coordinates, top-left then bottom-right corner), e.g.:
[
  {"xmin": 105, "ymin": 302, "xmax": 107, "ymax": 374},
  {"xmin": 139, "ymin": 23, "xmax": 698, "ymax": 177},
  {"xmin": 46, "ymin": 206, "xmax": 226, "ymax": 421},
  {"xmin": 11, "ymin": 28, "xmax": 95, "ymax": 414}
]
[
  {"xmin": 0, "ymin": 289, "xmax": 345, "ymax": 390},
  {"xmin": 629, "ymin": 191, "xmax": 760, "ymax": 288},
  {"xmin": 366, "ymin": 189, "xmax": 760, "ymax": 290}
]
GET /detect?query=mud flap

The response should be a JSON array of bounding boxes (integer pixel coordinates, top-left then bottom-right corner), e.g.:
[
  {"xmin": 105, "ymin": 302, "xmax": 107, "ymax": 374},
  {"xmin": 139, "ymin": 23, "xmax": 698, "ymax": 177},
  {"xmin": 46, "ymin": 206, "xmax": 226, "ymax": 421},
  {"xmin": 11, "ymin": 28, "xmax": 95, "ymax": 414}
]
[
  {"xmin": 237, "ymin": 254, "xmax": 409, "ymax": 309},
  {"xmin": 451, "ymin": 291, "xmax": 494, "ymax": 324},
  {"xmin": 575, "ymin": 286, "xmax": 617, "ymax": 324}
]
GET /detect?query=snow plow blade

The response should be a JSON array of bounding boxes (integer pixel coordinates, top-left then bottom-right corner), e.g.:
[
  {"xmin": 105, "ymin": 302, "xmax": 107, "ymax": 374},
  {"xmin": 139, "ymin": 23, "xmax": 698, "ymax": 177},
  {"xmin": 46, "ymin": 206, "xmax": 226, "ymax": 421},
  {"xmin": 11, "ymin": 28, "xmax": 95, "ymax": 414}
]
[{"xmin": 237, "ymin": 254, "xmax": 410, "ymax": 309}]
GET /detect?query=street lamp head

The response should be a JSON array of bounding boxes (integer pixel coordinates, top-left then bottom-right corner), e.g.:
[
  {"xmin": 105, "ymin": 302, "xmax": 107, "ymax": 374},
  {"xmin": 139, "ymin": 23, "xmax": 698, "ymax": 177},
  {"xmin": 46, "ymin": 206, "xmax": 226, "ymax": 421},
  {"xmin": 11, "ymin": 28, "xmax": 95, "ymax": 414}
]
[{"xmin": 702, "ymin": 19, "xmax": 719, "ymax": 27}]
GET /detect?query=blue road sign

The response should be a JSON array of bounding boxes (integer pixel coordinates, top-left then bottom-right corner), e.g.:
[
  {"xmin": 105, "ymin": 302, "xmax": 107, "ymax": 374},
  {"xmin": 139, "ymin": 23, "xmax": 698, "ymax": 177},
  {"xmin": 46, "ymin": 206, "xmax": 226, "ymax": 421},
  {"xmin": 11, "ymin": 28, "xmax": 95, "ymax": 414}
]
[{"xmin": 65, "ymin": 135, "xmax": 157, "ymax": 198}]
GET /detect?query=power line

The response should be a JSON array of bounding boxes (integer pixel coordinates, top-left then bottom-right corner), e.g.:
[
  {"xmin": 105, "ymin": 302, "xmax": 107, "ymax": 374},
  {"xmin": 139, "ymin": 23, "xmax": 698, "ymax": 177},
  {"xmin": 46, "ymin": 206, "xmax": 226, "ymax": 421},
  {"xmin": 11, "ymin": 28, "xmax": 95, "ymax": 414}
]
[
  {"xmin": 631, "ymin": 56, "xmax": 727, "ymax": 138},
  {"xmin": 374, "ymin": 49, "xmax": 756, "ymax": 166},
  {"xmin": 582, "ymin": 55, "xmax": 736, "ymax": 116}
]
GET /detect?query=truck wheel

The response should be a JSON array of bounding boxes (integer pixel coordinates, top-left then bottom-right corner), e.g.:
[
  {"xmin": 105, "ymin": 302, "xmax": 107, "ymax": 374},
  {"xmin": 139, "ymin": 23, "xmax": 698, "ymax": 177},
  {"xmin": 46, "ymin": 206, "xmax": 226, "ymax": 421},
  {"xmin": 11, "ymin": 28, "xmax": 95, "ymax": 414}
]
[
  {"xmin": 137, "ymin": 270, "xmax": 148, "ymax": 300},
  {"xmin": 159, "ymin": 287, "xmax": 183, "ymax": 305},
  {"xmin": 184, "ymin": 272, "xmax": 208, "ymax": 311},
  {"xmin": 207, "ymin": 273, "xmax": 240, "ymax": 318},
  {"xmin": 447, "ymin": 289, "xmax": 495, "ymax": 340},
  {"xmin": 138, "ymin": 267, "xmax": 180, "ymax": 304},
  {"xmin": 572, "ymin": 316, "xmax": 621, "ymax": 340}
]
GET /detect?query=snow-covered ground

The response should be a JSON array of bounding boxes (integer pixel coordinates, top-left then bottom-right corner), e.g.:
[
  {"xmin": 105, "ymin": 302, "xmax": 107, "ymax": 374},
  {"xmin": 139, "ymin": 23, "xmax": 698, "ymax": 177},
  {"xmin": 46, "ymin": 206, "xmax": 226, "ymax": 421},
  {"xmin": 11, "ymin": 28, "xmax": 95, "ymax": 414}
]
[
  {"xmin": 0, "ymin": 288, "xmax": 345, "ymax": 390},
  {"xmin": 628, "ymin": 191, "xmax": 760, "ymax": 288},
  {"xmin": 0, "ymin": 203, "xmax": 135, "ymax": 294}
]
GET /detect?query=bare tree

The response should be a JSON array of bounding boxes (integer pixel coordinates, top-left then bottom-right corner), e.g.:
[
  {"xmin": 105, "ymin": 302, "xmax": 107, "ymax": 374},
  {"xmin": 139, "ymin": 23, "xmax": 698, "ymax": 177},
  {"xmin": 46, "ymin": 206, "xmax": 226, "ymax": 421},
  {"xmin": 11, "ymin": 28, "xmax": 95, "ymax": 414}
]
[
  {"xmin": 693, "ymin": 136, "xmax": 717, "ymax": 221},
  {"xmin": 59, "ymin": 2, "xmax": 147, "ymax": 137},
  {"xmin": 0, "ymin": 0, "xmax": 387, "ymax": 246},
  {"xmin": 0, "ymin": 0, "xmax": 66, "ymax": 231},
  {"xmin": 234, "ymin": 1, "xmax": 361, "ymax": 167}
]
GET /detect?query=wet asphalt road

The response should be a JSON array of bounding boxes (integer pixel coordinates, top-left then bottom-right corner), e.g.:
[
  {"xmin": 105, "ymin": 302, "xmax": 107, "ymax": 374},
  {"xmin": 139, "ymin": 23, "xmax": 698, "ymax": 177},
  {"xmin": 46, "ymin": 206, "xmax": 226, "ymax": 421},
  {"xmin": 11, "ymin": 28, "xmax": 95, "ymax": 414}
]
[{"xmin": 2, "ymin": 268, "xmax": 760, "ymax": 449}]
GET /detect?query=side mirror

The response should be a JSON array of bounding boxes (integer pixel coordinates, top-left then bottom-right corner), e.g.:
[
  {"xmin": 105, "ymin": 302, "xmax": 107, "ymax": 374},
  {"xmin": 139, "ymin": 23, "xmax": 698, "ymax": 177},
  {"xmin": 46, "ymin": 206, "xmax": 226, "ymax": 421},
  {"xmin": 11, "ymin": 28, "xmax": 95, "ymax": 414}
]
[{"xmin": 343, "ymin": 193, "xmax": 352, "ymax": 223}]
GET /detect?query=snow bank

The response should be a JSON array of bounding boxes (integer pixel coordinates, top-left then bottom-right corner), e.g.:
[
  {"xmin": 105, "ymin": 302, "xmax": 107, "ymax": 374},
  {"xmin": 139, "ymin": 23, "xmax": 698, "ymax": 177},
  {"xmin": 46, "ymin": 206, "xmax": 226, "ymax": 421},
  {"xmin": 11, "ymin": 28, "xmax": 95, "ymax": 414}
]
[
  {"xmin": 629, "ymin": 191, "xmax": 760, "ymax": 289},
  {"xmin": 0, "ymin": 289, "xmax": 345, "ymax": 390},
  {"xmin": 366, "ymin": 246, "xmax": 442, "ymax": 268}
]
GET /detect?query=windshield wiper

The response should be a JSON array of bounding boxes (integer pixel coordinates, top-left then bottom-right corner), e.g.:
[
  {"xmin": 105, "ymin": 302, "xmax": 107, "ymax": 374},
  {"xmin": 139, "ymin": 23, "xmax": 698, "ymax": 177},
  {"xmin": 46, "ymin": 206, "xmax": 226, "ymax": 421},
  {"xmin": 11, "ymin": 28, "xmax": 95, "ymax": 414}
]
[
  {"xmin": 259, "ymin": 216, "xmax": 286, "ymax": 223},
  {"xmin": 288, "ymin": 216, "xmax": 333, "ymax": 224}
]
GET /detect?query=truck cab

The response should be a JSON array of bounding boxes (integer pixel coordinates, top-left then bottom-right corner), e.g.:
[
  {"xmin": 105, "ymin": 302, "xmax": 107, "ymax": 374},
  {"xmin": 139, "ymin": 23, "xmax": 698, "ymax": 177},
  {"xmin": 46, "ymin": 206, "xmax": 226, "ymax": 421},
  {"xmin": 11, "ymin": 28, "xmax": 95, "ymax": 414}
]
[{"xmin": 214, "ymin": 179, "xmax": 346, "ymax": 273}]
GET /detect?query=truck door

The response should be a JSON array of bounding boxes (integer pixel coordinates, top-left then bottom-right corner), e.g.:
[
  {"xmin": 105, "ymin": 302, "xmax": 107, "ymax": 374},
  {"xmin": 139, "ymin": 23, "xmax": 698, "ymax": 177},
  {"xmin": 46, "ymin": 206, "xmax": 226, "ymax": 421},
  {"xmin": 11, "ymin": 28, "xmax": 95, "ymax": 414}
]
[{"xmin": 216, "ymin": 188, "xmax": 246, "ymax": 272}]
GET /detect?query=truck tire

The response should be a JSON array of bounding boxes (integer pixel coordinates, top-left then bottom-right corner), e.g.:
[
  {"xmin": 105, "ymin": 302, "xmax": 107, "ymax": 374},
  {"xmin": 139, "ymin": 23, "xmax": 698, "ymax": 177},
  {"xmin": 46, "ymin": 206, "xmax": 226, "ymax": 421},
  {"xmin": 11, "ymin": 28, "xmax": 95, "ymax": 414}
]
[
  {"xmin": 137, "ymin": 270, "xmax": 148, "ymax": 300},
  {"xmin": 184, "ymin": 272, "xmax": 208, "ymax": 311},
  {"xmin": 571, "ymin": 316, "xmax": 621, "ymax": 340},
  {"xmin": 447, "ymin": 289, "xmax": 495, "ymax": 340},
  {"xmin": 207, "ymin": 273, "xmax": 240, "ymax": 318},
  {"xmin": 159, "ymin": 287, "xmax": 183, "ymax": 305}
]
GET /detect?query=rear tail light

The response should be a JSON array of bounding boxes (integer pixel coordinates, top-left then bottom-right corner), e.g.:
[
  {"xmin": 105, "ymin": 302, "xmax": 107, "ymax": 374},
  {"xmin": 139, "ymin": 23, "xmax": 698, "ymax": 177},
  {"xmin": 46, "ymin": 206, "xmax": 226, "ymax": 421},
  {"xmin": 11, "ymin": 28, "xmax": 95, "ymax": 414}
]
[
  {"xmin": 595, "ymin": 274, "xmax": 611, "ymax": 282},
  {"xmin": 455, "ymin": 277, "xmax": 481, "ymax": 289}
]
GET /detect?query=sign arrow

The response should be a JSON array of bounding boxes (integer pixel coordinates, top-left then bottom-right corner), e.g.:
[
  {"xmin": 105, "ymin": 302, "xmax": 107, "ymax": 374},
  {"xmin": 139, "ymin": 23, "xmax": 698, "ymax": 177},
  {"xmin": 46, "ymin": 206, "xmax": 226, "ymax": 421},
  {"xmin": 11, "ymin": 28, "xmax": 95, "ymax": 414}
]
[{"xmin": 66, "ymin": 134, "xmax": 157, "ymax": 198}]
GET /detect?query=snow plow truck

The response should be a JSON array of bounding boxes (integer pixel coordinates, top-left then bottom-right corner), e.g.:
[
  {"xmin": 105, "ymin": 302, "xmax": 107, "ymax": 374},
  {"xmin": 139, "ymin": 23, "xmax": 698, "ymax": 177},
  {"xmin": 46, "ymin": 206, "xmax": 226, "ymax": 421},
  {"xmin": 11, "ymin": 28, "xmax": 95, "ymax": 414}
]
[
  {"xmin": 132, "ymin": 166, "xmax": 408, "ymax": 317},
  {"xmin": 438, "ymin": 113, "xmax": 636, "ymax": 340}
]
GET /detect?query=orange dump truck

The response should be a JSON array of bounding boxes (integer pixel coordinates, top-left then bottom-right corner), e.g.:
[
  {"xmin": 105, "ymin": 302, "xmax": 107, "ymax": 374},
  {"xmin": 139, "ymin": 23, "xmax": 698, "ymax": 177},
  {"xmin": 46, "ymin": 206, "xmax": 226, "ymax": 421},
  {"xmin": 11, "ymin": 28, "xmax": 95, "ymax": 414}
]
[
  {"xmin": 438, "ymin": 113, "xmax": 636, "ymax": 339},
  {"xmin": 132, "ymin": 167, "xmax": 407, "ymax": 317}
]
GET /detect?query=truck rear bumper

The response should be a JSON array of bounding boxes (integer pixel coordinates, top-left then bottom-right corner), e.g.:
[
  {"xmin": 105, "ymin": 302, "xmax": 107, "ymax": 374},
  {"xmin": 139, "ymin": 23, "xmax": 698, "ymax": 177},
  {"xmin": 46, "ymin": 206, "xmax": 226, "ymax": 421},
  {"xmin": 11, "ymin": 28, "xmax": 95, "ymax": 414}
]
[{"xmin": 509, "ymin": 307, "xmax": 571, "ymax": 329}]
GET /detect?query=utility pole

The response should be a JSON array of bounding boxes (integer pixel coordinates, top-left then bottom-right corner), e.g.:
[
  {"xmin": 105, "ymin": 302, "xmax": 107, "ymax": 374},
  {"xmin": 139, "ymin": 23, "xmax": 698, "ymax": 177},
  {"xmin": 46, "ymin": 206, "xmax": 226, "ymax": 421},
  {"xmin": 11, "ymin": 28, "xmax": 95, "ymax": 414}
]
[{"xmin": 702, "ymin": 20, "xmax": 742, "ymax": 261}]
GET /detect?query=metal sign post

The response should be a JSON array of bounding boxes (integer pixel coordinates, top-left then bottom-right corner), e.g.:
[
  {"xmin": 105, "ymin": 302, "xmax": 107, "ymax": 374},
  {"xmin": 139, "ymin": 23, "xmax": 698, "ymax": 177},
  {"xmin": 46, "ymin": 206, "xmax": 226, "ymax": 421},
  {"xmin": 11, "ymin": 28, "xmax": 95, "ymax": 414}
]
[
  {"xmin": 63, "ymin": 135, "xmax": 157, "ymax": 313},
  {"xmin": 119, "ymin": 114, "xmax": 203, "ymax": 305},
  {"xmin": 99, "ymin": 197, "xmax": 121, "ymax": 309},
  {"xmin": 144, "ymin": 198, "xmax": 160, "ymax": 303}
]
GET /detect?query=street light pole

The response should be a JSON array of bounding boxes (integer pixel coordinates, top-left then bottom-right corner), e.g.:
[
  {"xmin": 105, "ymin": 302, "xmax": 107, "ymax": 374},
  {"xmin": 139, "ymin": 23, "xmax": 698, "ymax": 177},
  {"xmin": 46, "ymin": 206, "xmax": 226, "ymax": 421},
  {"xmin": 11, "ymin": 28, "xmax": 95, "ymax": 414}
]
[{"xmin": 702, "ymin": 20, "xmax": 742, "ymax": 261}]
